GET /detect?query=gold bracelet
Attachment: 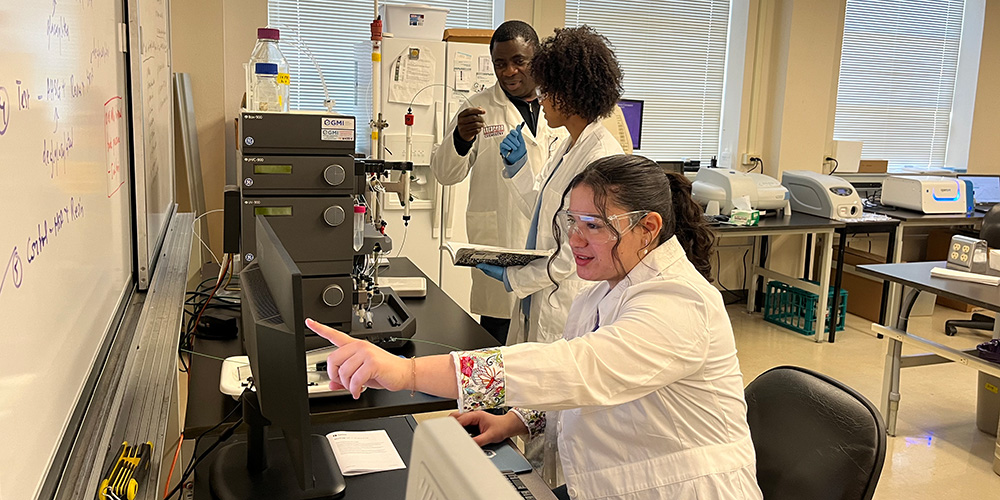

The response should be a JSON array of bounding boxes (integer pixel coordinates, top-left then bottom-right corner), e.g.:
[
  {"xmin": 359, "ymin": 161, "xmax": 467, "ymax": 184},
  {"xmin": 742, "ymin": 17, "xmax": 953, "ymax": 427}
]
[{"xmin": 410, "ymin": 357, "xmax": 417, "ymax": 397}]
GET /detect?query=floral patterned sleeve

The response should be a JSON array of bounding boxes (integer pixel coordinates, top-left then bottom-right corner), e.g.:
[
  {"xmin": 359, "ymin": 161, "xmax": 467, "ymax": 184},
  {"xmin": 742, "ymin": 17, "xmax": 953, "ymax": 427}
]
[
  {"xmin": 451, "ymin": 348, "xmax": 548, "ymax": 439},
  {"xmin": 509, "ymin": 407, "xmax": 546, "ymax": 439},
  {"xmin": 451, "ymin": 348, "xmax": 506, "ymax": 412}
]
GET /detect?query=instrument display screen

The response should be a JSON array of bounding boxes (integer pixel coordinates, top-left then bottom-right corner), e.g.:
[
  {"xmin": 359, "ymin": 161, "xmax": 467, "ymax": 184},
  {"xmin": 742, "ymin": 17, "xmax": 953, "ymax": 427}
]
[
  {"xmin": 254, "ymin": 164, "xmax": 293, "ymax": 174},
  {"xmin": 254, "ymin": 206, "xmax": 293, "ymax": 216}
]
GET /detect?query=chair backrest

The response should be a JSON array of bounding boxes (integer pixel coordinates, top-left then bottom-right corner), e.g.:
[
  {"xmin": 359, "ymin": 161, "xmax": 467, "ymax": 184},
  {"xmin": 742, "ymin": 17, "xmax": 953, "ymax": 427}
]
[
  {"xmin": 745, "ymin": 366, "xmax": 887, "ymax": 500},
  {"xmin": 981, "ymin": 204, "xmax": 1000, "ymax": 247}
]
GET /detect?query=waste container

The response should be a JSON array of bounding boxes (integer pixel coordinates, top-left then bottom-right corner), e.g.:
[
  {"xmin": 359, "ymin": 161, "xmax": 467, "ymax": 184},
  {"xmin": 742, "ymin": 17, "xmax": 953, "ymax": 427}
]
[
  {"xmin": 976, "ymin": 340, "xmax": 1000, "ymax": 436},
  {"xmin": 977, "ymin": 371, "xmax": 1000, "ymax": 435}
]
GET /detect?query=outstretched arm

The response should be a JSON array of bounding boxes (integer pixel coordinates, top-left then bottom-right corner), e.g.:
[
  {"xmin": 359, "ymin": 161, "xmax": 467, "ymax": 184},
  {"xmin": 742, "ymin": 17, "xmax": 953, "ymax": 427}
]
[{"xmin": 308, "ymin": 320, "xmax": 538, "ymax": 448}]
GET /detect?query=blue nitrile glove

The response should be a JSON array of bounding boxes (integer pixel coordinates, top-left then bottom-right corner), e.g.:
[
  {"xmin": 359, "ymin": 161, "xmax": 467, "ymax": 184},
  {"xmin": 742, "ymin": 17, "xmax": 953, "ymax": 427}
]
[
  {"xmin": 476, "ymin": 263, "xmax": 505, "ymax": 282},
  {"xmin": 499, "ymin": 123, "xmax": 527, "ymax": 166}
]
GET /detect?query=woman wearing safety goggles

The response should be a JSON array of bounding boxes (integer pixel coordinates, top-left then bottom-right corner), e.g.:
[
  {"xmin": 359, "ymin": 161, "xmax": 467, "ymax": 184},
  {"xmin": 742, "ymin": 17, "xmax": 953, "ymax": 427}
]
[{"xmin": 307, "ymin": 155, "xmax": 762, "ymax": 500}]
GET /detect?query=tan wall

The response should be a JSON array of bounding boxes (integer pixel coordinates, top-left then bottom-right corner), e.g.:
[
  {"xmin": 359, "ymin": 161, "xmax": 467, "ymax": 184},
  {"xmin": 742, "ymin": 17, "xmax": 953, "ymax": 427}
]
[
  {"xmin": 171, "ymin": 0, "xmax": 266, "ymax": 264},
  {"xmin": 767, "ymin": 0, "xmax": 846, "ymax": 175},
  {"xmin": 745, "ymin": 0, "xmax": 848, "ymax": 276},
  {"xmin": 505, "ymin": 0, "xmax": 563, "ymax": 38},
  {"xmin": 171, "ymin": 0, "xmax": 223, "ymax": 226},
  {"xmin": 743, "ymin": 0, "xmax": 847, "ymax": 178},
  {"xmin": 968, "ymin": 0, "xmax": 1000, "ymax": 175}
]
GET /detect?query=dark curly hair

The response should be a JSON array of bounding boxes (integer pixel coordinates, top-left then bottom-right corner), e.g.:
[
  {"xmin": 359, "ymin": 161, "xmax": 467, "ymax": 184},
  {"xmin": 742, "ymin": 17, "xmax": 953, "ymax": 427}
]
[
  {"xmin": 548, "ymin": 155, "xmax": 716, "ymax": 286},
  {"xmin": 530, "ymin": 26, "xmax": 623, "ymax": 122}
]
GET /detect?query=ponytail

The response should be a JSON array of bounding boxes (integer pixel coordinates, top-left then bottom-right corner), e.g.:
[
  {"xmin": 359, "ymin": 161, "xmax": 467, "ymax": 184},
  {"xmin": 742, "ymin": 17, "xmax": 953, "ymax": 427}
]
[{"xmin": 665, "ymin": 172, "xmax": 715, "ymax": 281}]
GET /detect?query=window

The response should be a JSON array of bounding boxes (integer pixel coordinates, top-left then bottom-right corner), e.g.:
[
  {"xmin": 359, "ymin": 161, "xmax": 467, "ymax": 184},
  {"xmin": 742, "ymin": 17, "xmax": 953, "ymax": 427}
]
[
  {"xmin": 566, "ymin": 0, "xmax": 731, "ymax": 161},
  {"xmin": 268, "ymin": 1, "xmax": 496, "ymax": 116},
  {"xmin": 833, "ymin": 0, "xmax": 966, "ymax": 170}
]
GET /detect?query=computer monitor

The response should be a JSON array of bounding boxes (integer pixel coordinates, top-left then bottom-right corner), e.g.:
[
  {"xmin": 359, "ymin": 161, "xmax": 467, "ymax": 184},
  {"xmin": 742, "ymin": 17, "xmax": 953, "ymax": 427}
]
[
  {"xmin": 209, "ymin": 216, "xmax": 346, "ymax": 499},
  {"xmin": 406, "ymin": 418, "xmax": 523, "ymax": 500},
  {"xmin": 959, "ymin": 174, "xmax": 1000, "ymax": 204},
  {"xmin": 657, "ymin": 161, "xmax": 684, "ymax": 174},
  {"xmin": 616, "ymin": 99, "xmax": 643, "ymax": 150}
]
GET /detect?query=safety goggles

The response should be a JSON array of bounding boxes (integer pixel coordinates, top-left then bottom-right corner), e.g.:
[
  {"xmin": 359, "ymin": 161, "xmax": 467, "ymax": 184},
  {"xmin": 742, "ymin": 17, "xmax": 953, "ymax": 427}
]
[{"xmin": 556, "ymin": 210, "xmax": 651, "ymax": 244}]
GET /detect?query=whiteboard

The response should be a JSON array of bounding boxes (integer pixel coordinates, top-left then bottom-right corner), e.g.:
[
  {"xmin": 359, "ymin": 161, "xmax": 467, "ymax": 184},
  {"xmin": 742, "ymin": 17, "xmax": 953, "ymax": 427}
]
[
  {"xmin": 129, "ymin": 0, "xmax": 176, "ymax": 290},
  {"xmin": 0, "ymin": 1, "xmax": 133, "ymax": 498}
]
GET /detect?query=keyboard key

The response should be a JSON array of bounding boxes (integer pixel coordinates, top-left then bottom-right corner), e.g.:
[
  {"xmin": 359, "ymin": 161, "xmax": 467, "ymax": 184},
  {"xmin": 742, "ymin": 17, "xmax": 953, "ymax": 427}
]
[{"xmin": 502, "ymin": 471, "xmax": 537, "ymax": 500}]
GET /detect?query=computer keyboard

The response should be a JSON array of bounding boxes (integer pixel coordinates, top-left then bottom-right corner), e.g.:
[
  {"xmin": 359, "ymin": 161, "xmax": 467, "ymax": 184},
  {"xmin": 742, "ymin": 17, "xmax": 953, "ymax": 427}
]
[{"xmin": 502, "ymin": 470, "xmax": 537, "ymax": 500}]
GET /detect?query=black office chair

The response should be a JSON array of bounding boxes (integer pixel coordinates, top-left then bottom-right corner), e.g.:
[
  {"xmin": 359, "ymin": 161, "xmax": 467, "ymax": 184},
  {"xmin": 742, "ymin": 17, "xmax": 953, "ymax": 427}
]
[
  {"xmin": 745, "ymin": 366, "xmax": 887, "ymax": 500},
  {"xmin": 944, "ymin": 205, "xmax": 1000, "ymax": 336}
]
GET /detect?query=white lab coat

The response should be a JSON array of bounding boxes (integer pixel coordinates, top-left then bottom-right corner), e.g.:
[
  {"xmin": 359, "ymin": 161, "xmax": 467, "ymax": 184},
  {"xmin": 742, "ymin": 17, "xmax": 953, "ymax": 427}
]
[
  {"xmin": 503, "ymin": 237, "xmax": 763, "ymax": 500},
  {"xmin": 430, "ymin": 84, "xmax": 564, "ymax": 319},
  {"xmin": 503, "ymin": 121, "xmax": 623, "ymax": 345}
]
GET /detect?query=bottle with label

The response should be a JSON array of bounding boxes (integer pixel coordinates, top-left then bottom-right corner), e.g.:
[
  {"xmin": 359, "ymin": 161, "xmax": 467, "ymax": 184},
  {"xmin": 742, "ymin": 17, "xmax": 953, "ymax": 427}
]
[
  {"xmin": 251, "ymin": 63, "xmax": 281, "ymax": 111},
  {"xmin": 247, "ymin": 27, "xmax": 289, "ymax": 111},
  {"xmin": 353, "ymin": 205, "xmax": 367, "ymax": 251}
]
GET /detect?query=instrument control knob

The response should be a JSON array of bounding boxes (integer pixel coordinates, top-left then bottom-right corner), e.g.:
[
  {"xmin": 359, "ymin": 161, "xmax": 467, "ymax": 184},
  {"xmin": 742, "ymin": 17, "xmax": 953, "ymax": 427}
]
[
  {"xmin": 324, "ymin": 206, "xmax": 346, "ymax": 226},
  {"xmin": 324, "ymin": 164, "xmax": 346, "ymax": 186},
  {"xmin": 323, "ymin": 285, "xmax": 345, "ymax": 307}
]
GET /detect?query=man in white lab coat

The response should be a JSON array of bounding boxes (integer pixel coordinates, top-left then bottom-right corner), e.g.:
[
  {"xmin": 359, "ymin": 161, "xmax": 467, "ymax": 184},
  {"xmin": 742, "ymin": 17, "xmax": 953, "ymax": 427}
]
[{"xmin": 430, "ymin": 20, "xmax": 563, "ymax": 344}]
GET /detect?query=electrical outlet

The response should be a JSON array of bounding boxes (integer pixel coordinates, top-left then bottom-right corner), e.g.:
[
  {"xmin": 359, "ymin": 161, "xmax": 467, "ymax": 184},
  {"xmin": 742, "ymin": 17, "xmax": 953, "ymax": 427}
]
[{"xmin": 741, "ymin": 153, "xmax": 757, "ymax": 165}]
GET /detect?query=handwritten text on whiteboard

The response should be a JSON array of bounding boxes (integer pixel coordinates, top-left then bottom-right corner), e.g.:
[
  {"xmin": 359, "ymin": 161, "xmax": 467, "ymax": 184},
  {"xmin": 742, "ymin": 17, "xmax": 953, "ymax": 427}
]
[
  {"xmin": 0, "ymin": 197, "xmax": 85, "ymax": 299},
  {"xmin": 104, "ymin": 96, "xmax": 124, "ymax": 197}
]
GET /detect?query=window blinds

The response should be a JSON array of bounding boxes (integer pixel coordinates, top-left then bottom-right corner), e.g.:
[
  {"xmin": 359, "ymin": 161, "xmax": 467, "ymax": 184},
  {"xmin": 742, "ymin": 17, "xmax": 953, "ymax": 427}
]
[
  {"xmin": 268, "ymin": 1, "xmax": 495, "ymax": 115},
  {"xmin": 833, "ymin": 0, "xmax": 965, "ymax": 169},
  {"xmin": 565, "ymin": 0, "xmax": 731, "ymax": 161}
]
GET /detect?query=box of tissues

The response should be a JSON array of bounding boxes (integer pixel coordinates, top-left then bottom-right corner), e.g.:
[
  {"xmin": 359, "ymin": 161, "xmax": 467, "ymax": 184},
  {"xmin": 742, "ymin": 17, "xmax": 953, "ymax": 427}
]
[{"xmin": 729, "ymin": 209, "xmax": 760, "ymax": 226}]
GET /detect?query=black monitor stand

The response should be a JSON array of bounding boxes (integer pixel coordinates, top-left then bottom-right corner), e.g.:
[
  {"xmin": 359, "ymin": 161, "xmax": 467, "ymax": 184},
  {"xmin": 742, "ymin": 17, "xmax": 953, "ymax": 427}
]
[{"xmin": 208, "ymin": 391, "xmax": 346, "ymax": 500}]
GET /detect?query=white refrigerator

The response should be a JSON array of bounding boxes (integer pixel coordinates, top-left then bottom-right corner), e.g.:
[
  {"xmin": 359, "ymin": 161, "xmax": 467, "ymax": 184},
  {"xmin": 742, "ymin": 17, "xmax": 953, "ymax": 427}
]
[
  {"xmin": 439, "ymin": 41, "xmax": 498, "ymax": 234},
  {"xmin": 356, "ymin": 38, "xmax": 495, "ymax": 315}
]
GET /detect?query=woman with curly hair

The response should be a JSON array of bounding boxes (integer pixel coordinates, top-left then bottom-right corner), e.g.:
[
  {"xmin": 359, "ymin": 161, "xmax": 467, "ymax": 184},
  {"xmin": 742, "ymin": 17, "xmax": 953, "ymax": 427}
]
[
  {"xmin": 476, "ymin": 26, "xmax": 626, "ymax": 351},
  {"xmin": 307, "ymin": 155, "xmax": 763, "ymax": 500}
]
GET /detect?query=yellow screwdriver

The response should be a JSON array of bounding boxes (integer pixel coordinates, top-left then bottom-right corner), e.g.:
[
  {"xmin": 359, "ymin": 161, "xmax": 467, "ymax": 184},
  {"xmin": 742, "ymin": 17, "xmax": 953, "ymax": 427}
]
[{"xmin": 98, "ymin": 441, "xmax": 153, "ymax": 500}]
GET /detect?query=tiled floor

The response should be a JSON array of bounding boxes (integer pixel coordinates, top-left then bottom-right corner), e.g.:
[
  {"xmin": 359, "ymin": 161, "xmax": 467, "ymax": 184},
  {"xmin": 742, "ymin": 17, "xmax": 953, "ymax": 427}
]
[{"xmin": 730, "ymin": 304, "xmax": 1000, "ymax": 499}]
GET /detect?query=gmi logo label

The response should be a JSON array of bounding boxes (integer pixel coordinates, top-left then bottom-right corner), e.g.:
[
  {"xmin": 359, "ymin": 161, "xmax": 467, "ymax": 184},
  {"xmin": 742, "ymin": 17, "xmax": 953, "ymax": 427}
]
[{"xmin": 322, "ymin": 117, "xmax": 354, "ymax": 130}]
